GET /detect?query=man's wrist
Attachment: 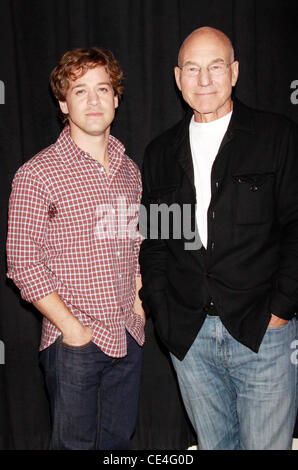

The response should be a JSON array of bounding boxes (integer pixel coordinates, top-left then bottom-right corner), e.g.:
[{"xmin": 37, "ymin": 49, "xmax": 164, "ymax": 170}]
[{"xmin": 60, "ymin": 316, "xmax": 84, "ymax": 337}]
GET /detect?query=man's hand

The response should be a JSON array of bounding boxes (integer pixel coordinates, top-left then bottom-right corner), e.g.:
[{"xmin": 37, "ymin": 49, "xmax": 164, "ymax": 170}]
[
  {"xmin": 33, "ymin": 291, "xmax": 93, "ymax": 346},
  {"xmin": 62, "ymin": 324, "xmax": 93, "ymax": 347},
  {"xmin": 135, "ymin": 276, "xmax": 146, "ymax": 326},
  {"xmin": 134, "ymin": 303, "xmax": 146, "ymax": 326},
  {"xmin": 268, "ymin": 314, "xmax": 289, "ymax": 328}
]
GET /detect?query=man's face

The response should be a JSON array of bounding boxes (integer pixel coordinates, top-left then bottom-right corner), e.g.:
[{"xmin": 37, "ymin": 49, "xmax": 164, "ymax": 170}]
[
  {"xmin": 175, "ymin": 32, "xmax": 239, "ymax": 122},
  {"xmin": 59, "ymin": 65, "xmax": 118, "ymax": 138}
]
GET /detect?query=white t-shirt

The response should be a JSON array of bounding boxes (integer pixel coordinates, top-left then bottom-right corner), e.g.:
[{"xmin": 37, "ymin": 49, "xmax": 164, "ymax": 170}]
[{"xmin": 189, "ymin": 111, "xmax": 232, "ymax": 248}]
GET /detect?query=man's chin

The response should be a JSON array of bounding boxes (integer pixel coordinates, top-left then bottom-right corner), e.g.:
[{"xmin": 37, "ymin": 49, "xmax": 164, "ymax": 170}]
[{"xmin": 84, "ymin": 126, "xmax": 109, "ymax": 137}]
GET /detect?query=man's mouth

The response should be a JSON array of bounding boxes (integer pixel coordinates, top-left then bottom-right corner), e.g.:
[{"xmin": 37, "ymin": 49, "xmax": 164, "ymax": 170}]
[
  {"xmin": 196, "ymin": 92, "xmax": 216, "ymax": 96},
  {"xmin": 86, "ymin": 112, "xmax": 103, "ymax": 116}
]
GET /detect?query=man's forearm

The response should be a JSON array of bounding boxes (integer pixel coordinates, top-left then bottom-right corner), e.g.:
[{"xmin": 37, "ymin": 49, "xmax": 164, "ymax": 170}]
[{"xmin": 33, "ymin": 291, "xmax": 92, "ymax": 345}]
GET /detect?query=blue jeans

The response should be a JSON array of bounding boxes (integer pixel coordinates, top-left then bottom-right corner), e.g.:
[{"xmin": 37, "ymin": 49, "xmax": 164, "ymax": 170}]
[
  {"xmin": 171, "ymin": 316, "xmax": 297, "ymax": 450},
  {"xmin": 39, "ymin": 331, "xmax": 143, "ymax": 450}
]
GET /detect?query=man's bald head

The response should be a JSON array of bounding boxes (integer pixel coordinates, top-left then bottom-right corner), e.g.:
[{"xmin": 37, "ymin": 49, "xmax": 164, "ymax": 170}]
[
  {"xmin": 174, "ymin": 26, "xmax": 239, "ymax": 122},
  {"xmin": 178, "ymin": 27, "xmax": 235, "ymax": 66}
]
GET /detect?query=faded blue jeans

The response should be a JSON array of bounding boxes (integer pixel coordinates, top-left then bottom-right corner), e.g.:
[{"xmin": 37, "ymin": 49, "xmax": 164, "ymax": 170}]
[{"xmin": 171, "ymin": 316, "xmax": 297, "ymax": 450}]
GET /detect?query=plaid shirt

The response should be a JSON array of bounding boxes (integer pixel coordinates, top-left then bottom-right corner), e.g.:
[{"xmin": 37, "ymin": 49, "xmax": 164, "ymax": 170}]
[{"xmin": 6, "ymin": 125, "xmax": 145, "ymax": 357}]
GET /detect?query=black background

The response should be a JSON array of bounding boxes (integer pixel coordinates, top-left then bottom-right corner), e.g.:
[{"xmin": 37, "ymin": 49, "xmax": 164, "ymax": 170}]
[{"xmin": 0, "ymin": 0, "xmax": 297, "ymax": 449}]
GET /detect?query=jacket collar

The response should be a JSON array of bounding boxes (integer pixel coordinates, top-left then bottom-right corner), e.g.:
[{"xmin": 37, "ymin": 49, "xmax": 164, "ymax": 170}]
[
  {"xmin": 219, "ymin": 97, "xmax": 255, "ymax": 151},
  {"xmin": 171, "ymin": 109, "xmax": 195, "ymax": 187},
  {"xmin": 171, "ymin": 98, "xmax": 255, "ymax": 188}
]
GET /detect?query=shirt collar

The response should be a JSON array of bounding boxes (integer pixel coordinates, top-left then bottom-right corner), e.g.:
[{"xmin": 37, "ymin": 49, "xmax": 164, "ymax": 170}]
[{"xmin": 54, "ymin": 124, "xmax": 126, "ymax": 169}]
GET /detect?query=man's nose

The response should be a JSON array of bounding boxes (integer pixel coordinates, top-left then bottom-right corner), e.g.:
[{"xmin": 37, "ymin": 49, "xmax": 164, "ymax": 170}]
[
  {"xmin": 197, "ymin": 68, "xmax": 213, "ymax": 87},
  {"xmin": 87, "ymin": 89, "xmax": 99, "ymax": 105}
]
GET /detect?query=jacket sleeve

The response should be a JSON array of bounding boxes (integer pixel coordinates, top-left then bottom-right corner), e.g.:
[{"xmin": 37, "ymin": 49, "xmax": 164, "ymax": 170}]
[
  {"xmin": 269, "ymin": 121, "xmax": 298, "ymax": 319},
  {"xmin": 138, "ymin": 147, "xmax": 168, "ymax": 316},
  {"xmin": 6, "ymin": 169, "xmax": 57, "ymax": 303}
]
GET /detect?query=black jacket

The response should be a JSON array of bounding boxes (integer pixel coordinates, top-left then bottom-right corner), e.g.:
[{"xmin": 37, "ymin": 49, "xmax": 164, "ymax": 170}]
[{"xmin": 139, "ymin": 99, "xmax": 298, "ymax": 360}]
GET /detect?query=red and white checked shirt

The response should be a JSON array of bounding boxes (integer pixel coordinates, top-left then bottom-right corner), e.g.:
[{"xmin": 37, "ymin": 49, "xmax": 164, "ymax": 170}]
[{"xmin": 6, "ymin": 125, "xmax": 145, "ymax": 357}]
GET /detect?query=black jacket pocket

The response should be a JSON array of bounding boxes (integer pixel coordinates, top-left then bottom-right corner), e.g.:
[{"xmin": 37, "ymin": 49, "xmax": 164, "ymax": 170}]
[
  {"xmin": 233, "ymin": 172, "xmax": 275, "ymax": 224},
  {"xmin": 148, "ymin": 184, "xmax": 179, "ymax": 204}
]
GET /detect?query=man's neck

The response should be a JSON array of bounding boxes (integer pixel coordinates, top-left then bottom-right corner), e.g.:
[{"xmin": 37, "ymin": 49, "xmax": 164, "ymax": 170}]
[
  {"xmin": 69, "ymin": 125, "xmax": 110, "ymax": 170},
  {"xmin": 194, "ymin": 99, "xmax": 233, "ymax": 123}
]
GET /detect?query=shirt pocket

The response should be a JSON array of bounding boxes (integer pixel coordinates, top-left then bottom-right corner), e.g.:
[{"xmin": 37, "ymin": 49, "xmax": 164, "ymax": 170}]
[{"xmin": 233, "ymin": 172, "xmax": 275, "ymax": 224}]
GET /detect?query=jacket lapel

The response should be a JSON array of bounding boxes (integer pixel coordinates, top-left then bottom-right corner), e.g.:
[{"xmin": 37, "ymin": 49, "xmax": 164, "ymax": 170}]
[{"xmin": 171, "ymin": 110, "xmax": 196, "ymax": 194}]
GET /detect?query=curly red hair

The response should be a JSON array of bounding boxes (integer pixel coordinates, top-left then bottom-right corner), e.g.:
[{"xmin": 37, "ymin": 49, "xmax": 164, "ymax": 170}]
[{"xmin": 50, "ymin": 47, "xmax": 124, "ymax": 105}]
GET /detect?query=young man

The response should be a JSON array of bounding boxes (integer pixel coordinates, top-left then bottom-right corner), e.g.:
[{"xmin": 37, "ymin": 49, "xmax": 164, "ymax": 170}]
[
  {"xmin": 139, "ymin": 27, "xmax": 298, "ymax": 449},
  {"xmin": 6, "ymin": 47, "xmax": 145, "ymax": 450}
]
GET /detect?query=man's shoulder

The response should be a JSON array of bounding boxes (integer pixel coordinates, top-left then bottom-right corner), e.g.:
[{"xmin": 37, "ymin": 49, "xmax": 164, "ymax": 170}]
[
  {"xmin": 14, "ymin": 141, "xmax": 61, "ymax": 183},
  {"xmin": 109, "ymin": 133, "xmax": 141, "ymax": 179},
  {"xmin": 123, "ymin": 152, "xmax": 141, "ymax": 178},
  {"xmin": 235, "ymin": 99, "xmax": 297, "ymax": 135},
  {"xmin": 145, "ymin": 117, "xmax": 186, "ymax": 154}
]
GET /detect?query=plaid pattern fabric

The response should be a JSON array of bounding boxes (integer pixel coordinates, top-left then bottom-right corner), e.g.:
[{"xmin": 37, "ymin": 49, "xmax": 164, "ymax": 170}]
[{"xmin": 7, "ymin": 125, "xmax": 145, "ymax": 357}]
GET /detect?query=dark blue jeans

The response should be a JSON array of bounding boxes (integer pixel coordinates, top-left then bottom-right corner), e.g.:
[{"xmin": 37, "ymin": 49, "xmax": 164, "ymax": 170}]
[{"xmin": 39, "ymin": 331, "xmax": 143, "ymax": 450}]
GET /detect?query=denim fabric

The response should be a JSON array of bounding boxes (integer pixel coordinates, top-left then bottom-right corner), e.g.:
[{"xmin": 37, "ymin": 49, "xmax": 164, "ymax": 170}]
[
  {"xmin": 39, "ymin": 331, "xmax": 143, "ymax": 450},
  {"xmin": 171, "ymin": 316, "xmax": 297, "ymax": 450}
]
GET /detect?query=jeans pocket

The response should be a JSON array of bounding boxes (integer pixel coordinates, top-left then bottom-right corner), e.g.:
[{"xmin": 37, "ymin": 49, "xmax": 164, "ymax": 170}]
[{"xmin": 58, "ymin": 335, "xmax": 94, "ymax": 351}]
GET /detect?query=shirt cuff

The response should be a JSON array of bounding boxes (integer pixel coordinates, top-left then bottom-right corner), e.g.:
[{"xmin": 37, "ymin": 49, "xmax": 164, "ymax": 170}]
[
  {"xmin": 269, "ymin": 291, "xmax": 297, "ymax": 320},
  {"xmin": 7, "ymin": 267, "xmax": 57, "ymax": 303}
]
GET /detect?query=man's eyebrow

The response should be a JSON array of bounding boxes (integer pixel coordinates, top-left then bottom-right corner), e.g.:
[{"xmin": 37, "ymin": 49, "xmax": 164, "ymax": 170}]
[
  {"xmin": 209, "ymin": 58, "xmax": 226, "ymax": 64},
  {"xmin": 181, "ymin": 61, "xmax": 199, "ymax": 66},
  {"xmin": 71, "ymin": 81, "xmax": 111, "ymax": 90},
  {"xmin": 182, "ymin": 58, "xmax": 226, "ymax": 66}
]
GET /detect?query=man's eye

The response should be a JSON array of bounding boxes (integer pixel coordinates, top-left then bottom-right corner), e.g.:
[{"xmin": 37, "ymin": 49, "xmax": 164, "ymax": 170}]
[
  {"xmin": 210, "ymin": 64, "xmax": 223, "ymax": 71},
  {"xmin": 187, "ymin": 66, "xmax": 198, "ymax": 73},
  {"xmin": 76, "ymin": 89, "xmax": 85, "ymax": 95},
  {"xmin": 99, "ymin": 87, "xmax": 109, "ymax": 93}
]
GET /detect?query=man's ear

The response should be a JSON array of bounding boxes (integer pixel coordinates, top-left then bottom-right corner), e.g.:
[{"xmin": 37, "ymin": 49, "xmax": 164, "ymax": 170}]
[
  {"xmin": 59, "ymin": 100, "xmax": 69, "ymax": 115},
  {"xmin": 114, "ymin": 94, "xmax": 119, "ymax": 109},
  {"xmin": 231, "ymin": 61, "xmax": 239, "ymax": 87},
  {"xmin": 174, "ymin": 66, "xmax": 182, "ymax": 91}
]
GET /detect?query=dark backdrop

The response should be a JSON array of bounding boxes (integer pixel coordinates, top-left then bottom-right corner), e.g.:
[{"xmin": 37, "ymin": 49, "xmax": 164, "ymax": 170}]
[{"xmin": 0, "ymin": 0, "xmax": 297, "ymax": 449}]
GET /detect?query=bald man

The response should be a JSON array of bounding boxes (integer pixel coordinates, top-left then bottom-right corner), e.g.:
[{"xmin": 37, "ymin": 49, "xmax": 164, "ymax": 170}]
[{"xmin": 139, "ymin": 27, "xmax": 298, "ymax": 450}]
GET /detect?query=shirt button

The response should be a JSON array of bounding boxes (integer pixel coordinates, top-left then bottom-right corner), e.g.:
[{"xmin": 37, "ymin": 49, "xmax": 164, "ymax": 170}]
[
  {"xmin": 116, "ymin": 251, "xmax": 120, "ymax": 256},
  {"xmin": 119, "ymin": 274, "xmax": 122, "ymax": 278}
]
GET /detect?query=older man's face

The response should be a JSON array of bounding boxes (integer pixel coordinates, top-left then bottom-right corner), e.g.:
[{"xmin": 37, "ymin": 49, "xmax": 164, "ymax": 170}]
[{"xmin": 175, "ymin": 32, "xmax": 239, "ymax": 122}]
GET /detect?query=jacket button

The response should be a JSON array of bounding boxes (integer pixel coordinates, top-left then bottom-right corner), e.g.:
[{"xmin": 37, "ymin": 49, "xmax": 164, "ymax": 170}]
[{"xmin": 250, "ymin": 185, "xmax": 259, "ymax": 192}]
